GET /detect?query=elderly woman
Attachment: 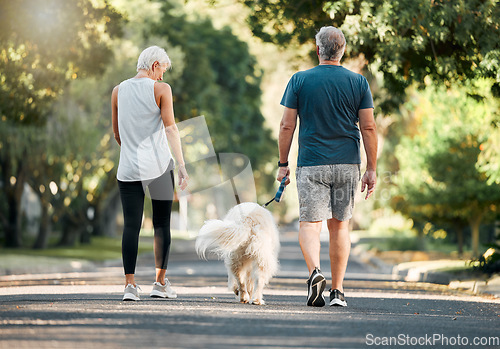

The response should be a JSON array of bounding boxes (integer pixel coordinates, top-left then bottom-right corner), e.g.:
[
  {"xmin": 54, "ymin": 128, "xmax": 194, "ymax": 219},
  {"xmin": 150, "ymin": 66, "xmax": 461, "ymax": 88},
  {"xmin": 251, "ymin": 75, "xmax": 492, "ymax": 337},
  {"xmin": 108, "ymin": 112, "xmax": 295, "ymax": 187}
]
[{"xmin": 111, "ymin": 46, "xmax": 189, "ymax": 301}]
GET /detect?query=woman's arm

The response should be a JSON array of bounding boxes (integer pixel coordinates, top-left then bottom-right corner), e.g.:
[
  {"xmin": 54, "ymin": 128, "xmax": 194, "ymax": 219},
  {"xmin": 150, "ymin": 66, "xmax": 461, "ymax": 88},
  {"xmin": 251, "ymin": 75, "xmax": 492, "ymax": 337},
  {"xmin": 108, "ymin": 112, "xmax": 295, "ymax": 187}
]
[
  {"xmin": 156, "ymin": 82, "xmax": 188, "ymax": 190},
  {"xmin": 111, "ymin": 85, "xmax": 120, "ymax": 146}
]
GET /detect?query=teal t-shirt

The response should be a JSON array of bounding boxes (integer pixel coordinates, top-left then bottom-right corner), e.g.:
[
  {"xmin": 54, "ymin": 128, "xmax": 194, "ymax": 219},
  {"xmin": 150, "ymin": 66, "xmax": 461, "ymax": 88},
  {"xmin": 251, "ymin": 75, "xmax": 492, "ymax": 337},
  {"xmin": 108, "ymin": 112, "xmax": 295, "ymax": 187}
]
[{"xmin": 280, "ymin": 65, "xmax": 374, "ymax": 166}]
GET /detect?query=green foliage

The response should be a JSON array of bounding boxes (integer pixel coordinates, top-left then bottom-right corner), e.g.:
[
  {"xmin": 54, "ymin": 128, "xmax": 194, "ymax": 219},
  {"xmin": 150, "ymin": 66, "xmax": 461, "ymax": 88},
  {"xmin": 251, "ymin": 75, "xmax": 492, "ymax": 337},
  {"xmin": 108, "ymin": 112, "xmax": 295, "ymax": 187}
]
[
  {"xmin": 383, "ymin": 236, "xmax": 422, "ymax": 251},
  {"xmin": 474, "ymin": 243, "xmax": 500, "ymax": 275},
  {"xmin": 1, "ymin": 0, "xmax": 277, "ymax": 248},
  {"xmin": 472, "ymin": 226, "xmax": 500, "ymax": 275},
  {"xmin": 477, "ymin": 125, "xmax": 500, "ymax": 185},
  {"xmin": 238, "ymin": 0, "xmax": 500, "ymax": 111},
  {"xmin": 0, "ymin": 0, "xmax": 123, "ymax": 125},
  {"xmin": 0, "ymin": 0, "xmax": 123, "ymax": 247},
  {"xmin": 392, "ymin": 85, "xmax": 500, "ymax": 256}
]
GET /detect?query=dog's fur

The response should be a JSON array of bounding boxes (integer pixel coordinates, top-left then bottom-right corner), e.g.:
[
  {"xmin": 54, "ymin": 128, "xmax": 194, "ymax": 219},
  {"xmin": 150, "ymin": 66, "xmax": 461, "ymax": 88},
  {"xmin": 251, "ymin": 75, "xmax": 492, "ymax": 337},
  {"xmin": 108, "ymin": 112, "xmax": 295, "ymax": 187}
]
[{"xmin": 195, "ymin": 202, "xmax": 280, "ymax": 305}]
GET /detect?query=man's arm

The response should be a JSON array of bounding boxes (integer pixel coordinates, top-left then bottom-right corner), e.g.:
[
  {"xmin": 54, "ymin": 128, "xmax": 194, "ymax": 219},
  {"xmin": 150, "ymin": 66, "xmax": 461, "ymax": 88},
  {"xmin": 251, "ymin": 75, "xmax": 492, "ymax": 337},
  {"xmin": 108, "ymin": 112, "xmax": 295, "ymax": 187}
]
[
  {"xmin": 358, "ymin": 108, "xmax": 378, "ymax": 199},
  {"xmin": 277, "ymin": 107, "xmax": 297, "ymax": 185},
  {"xmin": 111, "ymin": 86, "xmax": 120, "ymax": 146}
]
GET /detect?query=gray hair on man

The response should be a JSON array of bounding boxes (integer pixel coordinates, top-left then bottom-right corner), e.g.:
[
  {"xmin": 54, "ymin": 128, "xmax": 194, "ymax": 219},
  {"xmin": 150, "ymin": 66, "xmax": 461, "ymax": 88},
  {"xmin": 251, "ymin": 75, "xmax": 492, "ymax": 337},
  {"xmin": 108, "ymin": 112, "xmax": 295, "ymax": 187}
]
[
  {"xmin": 315, "ymin": 26, "xmax": 346, "ymax": 61},
  {"xmin": 136, "ymin": 45, "xmax": 171, "ymax": 72}
]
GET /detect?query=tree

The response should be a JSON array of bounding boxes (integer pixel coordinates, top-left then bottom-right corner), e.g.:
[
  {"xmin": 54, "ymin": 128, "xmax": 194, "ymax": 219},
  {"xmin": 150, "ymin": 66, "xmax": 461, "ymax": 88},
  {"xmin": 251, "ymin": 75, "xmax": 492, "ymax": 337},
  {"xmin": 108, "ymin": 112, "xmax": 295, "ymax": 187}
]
[
  {"xmin": 238, "ymin": 0, "xmax": 500, "ymax": 110},
  {"xmin": 0, "ymin": 0, "xmax": 123, "ymax": 247},
  {"xmin": 151, "ymin": 2, "xmax": 276, "ymax": 188},
  {"xmin": 392, "ymin": 84, "xmax": 500, "ymax": 257},
  {"xmin": 477, "ymin": 126, "xmax": 500, "ymax": 185},
  {"xmin": 24, "ymin": 98, "xmax": 119, "ymax": 248}
]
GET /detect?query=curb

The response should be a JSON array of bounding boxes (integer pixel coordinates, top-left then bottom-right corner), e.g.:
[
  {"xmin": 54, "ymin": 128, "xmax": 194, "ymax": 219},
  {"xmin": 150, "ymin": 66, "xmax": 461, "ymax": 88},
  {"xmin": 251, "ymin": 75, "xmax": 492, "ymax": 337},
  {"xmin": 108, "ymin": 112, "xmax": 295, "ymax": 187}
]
[
  {"xmin": 448, "ymin": 275, "xmax": 500, "ymax": 298},
  {"xmin": 393, "ymin": 260, "xmax": 500, "ymax": 299},
  {"xmin": 352, "ymin": 245, "xmax": 500, "ymax": 299}
]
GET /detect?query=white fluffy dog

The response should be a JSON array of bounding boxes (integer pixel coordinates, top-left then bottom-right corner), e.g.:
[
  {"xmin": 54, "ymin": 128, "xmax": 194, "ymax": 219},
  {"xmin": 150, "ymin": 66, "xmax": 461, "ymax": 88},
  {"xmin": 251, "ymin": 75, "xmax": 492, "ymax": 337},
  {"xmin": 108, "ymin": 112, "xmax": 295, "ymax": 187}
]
[{"xmin": 195, "ymin": 202, "xmax": 280, "ymax": 305}]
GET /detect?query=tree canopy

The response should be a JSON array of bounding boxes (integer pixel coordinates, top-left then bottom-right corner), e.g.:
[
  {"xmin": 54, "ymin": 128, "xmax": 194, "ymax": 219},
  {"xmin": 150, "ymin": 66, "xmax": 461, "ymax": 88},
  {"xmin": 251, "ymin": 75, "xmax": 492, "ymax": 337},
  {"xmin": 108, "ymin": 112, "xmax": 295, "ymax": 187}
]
[
  {"xmin": 0, "ymin": 0, "xmax": 122, "ymax": 125},
  {"xmin": 239, "ymin": 0, "xmax": 500, "ymax": 110},
  {"xmin": 392, "ymin": 84, "xmax": 500, "ymax": 256}
]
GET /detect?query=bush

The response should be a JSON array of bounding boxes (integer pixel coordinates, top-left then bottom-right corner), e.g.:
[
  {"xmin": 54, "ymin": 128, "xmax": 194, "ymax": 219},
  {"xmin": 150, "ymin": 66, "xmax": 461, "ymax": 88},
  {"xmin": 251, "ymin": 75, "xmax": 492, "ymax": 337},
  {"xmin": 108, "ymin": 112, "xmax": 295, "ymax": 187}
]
[{"xmin": 474, "ymin": 244, "xmax": 500, "ymax": 275}]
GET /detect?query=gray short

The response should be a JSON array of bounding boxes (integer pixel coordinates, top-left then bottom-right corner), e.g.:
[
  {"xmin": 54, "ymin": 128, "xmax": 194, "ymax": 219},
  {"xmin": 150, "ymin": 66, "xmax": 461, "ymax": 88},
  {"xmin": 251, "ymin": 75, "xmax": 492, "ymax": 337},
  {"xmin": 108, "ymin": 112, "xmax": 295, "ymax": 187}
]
[{"xmin": 296, "ymin": 164, "xmax": 360, "ymax": 222}]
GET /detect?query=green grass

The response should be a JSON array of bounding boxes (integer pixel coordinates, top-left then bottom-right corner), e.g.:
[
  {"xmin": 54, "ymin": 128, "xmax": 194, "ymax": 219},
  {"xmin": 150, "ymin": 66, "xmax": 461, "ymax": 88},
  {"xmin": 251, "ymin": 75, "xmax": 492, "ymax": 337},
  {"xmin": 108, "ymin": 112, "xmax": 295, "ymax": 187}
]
[
  {"xmin": 0, "ymin": 228, "xmax": 197, "ymax": 263},
  {"xmin": 0, "ymin": 236, "xmax": 153, "ymax": 262},
  {"xmin": 352, "ymin": 229, "xmax": 466, "ymax": 254}
]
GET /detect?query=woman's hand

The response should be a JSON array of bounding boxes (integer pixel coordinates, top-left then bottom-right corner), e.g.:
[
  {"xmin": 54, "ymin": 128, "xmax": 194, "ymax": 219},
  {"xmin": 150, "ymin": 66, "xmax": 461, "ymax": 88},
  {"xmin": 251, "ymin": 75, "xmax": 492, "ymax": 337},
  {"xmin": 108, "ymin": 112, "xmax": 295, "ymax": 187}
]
[{"xmin": 178, "ymin": 165, "xmax": 189, "ymax": 191}]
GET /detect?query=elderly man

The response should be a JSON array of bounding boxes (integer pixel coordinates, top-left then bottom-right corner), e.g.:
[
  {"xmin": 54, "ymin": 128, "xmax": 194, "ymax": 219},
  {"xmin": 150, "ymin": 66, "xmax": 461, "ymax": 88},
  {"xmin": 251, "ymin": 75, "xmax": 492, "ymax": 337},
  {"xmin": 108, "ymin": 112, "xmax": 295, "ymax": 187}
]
[{"xmin": 277, "ymin": 26, "xmax": 377, "ymax": 307}]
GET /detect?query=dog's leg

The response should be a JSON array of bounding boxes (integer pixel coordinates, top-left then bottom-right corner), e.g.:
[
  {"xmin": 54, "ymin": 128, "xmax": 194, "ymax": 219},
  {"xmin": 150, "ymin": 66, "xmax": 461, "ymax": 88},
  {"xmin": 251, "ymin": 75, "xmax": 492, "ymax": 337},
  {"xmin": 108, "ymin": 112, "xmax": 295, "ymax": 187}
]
[
  {"xmin": 246, "ymin": 261, "xmax": 255, "ymax": 297},
  {"xmin": 252, "ymin": 267, "xmax": 267, "ymax": 305},
  {"xmin": 229, "ymin": 255, "xmax": 250, "ymax": 303},
  {"xmin": 251, "ymin": 266, "xmax": 268, "ymax": 305},
  {"xmin": 226, "ymin": 257, "xmax": 242, "ymax": 297},
  {"xmin": 237, "ymin": 266, "xmax": 250, "ymax": 304},
  {"xmin": 243, "ymin": 260, "xmax": 254, "ymax": 303},
  {"xmin": 226, "ymin": 268, "xmax": 239, "ymax": 295}
]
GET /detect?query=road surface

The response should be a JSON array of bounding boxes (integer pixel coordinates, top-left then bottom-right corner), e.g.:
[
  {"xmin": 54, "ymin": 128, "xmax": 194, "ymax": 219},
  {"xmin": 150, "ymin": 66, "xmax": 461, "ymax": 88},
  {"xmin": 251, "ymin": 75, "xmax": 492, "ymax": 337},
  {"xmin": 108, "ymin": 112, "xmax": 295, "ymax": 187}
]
[{"xmin": 1, "ymin": 231, "xmax": 499, "ymax": 348}]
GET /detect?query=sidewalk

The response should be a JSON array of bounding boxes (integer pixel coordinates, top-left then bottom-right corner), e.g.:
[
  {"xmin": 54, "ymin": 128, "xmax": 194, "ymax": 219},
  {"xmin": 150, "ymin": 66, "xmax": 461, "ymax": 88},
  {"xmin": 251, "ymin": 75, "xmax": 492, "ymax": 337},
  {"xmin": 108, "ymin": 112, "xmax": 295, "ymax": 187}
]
[{"xmin": 356, "ymin": 245, "xmax": 500, "ymax": 299}]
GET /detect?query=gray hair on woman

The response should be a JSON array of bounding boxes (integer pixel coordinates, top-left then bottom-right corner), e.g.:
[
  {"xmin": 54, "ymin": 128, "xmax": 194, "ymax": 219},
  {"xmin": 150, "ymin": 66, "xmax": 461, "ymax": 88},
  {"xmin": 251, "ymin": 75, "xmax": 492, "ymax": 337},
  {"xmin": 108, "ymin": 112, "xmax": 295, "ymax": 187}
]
[
  {"xmin": 315, "ymin": 26, "xmax": 346, "ymax": 61},
  {"xmin": 136, "ymin": 45, "xmax": 171, "ymax": 72}
]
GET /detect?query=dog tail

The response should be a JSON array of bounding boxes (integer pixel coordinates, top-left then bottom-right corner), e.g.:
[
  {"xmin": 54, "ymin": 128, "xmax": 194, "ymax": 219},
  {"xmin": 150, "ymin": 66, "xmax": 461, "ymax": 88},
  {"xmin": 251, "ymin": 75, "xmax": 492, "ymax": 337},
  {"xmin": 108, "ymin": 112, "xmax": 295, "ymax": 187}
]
[{"xmin": 195, "ymin": 219, "xmax": 251, "ymax": 259}]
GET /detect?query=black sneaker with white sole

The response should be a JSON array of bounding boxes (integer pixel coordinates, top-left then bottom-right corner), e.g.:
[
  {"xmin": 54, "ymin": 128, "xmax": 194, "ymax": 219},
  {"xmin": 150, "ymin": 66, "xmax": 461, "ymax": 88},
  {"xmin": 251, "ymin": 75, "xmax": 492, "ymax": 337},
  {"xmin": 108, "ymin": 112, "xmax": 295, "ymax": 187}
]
[
  {"xmin": 306, "ymin": 267, "xmax": 326, "ymax": 307},
  {"xmin": 329, "ymin": 288, "xmax": 347, "ymax": 307}
]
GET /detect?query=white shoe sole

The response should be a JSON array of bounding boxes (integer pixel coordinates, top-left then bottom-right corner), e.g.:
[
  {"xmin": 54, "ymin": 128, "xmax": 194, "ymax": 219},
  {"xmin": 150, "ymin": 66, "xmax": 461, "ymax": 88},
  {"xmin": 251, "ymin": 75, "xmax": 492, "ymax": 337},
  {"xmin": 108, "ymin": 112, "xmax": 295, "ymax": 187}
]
[
  {"xmin": 150, "ymin": 289, "xmax": 177, "ymax": 299},
  {"xmin": 330, "ymin": 299, "xmax": 347, "ymax": 307},
  {"xmin": 123, "ymin": 292, "xmax": 140, "ymax": 301}
]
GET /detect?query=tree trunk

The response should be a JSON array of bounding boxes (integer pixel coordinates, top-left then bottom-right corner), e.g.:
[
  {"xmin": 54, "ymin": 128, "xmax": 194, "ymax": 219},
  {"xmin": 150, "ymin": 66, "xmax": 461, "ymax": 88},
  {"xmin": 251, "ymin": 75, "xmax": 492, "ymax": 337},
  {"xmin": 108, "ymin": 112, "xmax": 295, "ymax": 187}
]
[
  {"xmin": 456, "ymin": 226, "xmax": 464, "ymax": 257},
  {"xmin": 92, "ymin": 188, "xmax": 120, "ymax": 237},
  {"xmin": 5, "ymin": 193, "xmax": 22, "ymax": 247},
  {"xmin": 469, "ymin": 214, "xmax": 484, "ymax": 258},
  {"xmin": 4, "ymin": 174, "xmax": 26, "ymax": 247},
  {"xmin": 33, "ymin": 201, "xmax": 50, "ymax": 249},
  {"xmin": 416, "ymin": 226, "xmax": 426, "ymax": 251},
  {"xmin": 58, "ymin": 219, "xmax": 81, "ymax": 247},
  {"xmin": 80, "ymin": 225, "xmax": 91, "ymax": 244}
]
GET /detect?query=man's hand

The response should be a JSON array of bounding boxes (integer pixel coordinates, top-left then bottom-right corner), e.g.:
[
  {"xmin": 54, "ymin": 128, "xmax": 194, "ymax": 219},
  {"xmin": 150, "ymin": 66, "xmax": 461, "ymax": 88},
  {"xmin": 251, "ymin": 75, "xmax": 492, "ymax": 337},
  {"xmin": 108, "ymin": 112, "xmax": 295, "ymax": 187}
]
[
  {"xmin": 178, "ymin": 165, "xmax": 189, "ymax": 191},
  {"xmin": 361, "ymin": 169, "xmax": 376, "ymax": 200},
  {"xmin": 277, "ymin": 166, "xmax": 290, "ymax": 185}
]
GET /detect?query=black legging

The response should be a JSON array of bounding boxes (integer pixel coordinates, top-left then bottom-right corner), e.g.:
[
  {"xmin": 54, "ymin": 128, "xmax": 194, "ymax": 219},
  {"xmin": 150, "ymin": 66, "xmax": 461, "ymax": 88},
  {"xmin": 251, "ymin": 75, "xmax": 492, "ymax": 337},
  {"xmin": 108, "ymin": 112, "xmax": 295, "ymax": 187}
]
[{"xmin": 118, "ymin": 169, "xmax": 174, "ymax": 275}]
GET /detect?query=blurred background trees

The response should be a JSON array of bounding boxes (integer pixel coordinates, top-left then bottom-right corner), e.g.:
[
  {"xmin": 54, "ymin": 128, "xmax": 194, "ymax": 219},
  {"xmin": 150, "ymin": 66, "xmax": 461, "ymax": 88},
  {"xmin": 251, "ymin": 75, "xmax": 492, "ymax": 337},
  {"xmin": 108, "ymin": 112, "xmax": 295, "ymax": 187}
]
[
  {"xmin": 0, "ymin": 0, "xmax": 276, "ymax": 249},
  {"xmin": 0, "ymin": 0, "xmax": 123, "ymax": 247},
  {"xmin": 0, "ymin": 0, "xmax": 499, "ymax": 262},
  {"xmin": 391, "ymin": 84, "xmax": 500, "ymax": 257},
  {"xmin": 240, "ymin": 0, "xmax": 500, "ymax": 111}
]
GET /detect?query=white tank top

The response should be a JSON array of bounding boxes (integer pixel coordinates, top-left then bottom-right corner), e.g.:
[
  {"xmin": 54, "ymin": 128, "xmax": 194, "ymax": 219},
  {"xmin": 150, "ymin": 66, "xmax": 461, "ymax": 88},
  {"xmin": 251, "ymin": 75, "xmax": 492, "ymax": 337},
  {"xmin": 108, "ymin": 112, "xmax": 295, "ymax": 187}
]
[{"xmin": 116, "ymin": 78, "xmax": 173, "ymax": 181}]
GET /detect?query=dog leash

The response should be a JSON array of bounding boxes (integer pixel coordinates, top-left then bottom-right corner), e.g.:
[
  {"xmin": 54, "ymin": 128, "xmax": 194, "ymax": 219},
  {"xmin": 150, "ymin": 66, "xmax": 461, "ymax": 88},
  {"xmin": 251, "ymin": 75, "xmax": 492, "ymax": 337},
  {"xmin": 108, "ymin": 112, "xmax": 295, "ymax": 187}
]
[{"xmin": 262, "ymin": 176, "xmax": 288, "ymax": 207}]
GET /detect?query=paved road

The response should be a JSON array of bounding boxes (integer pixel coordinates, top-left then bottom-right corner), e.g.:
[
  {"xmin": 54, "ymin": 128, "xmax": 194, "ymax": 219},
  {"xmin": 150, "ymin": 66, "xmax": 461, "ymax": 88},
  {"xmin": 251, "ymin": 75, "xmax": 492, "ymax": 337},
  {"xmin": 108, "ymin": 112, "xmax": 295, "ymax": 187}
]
[{"xmin": 1, "ymin": 232, "xmax": 499, "ymax": 348}]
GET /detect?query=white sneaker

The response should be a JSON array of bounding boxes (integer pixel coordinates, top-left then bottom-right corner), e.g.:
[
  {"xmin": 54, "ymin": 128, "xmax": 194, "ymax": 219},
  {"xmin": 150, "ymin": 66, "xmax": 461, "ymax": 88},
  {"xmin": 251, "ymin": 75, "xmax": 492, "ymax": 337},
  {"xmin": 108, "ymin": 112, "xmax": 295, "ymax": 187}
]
[
  {"xmin": 150, "ymin": 278, "xmax": 177, "ymax": 299},
  {"xmin": 123, "ymin": 284, "xmax": 141, "ymax": 301}
]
